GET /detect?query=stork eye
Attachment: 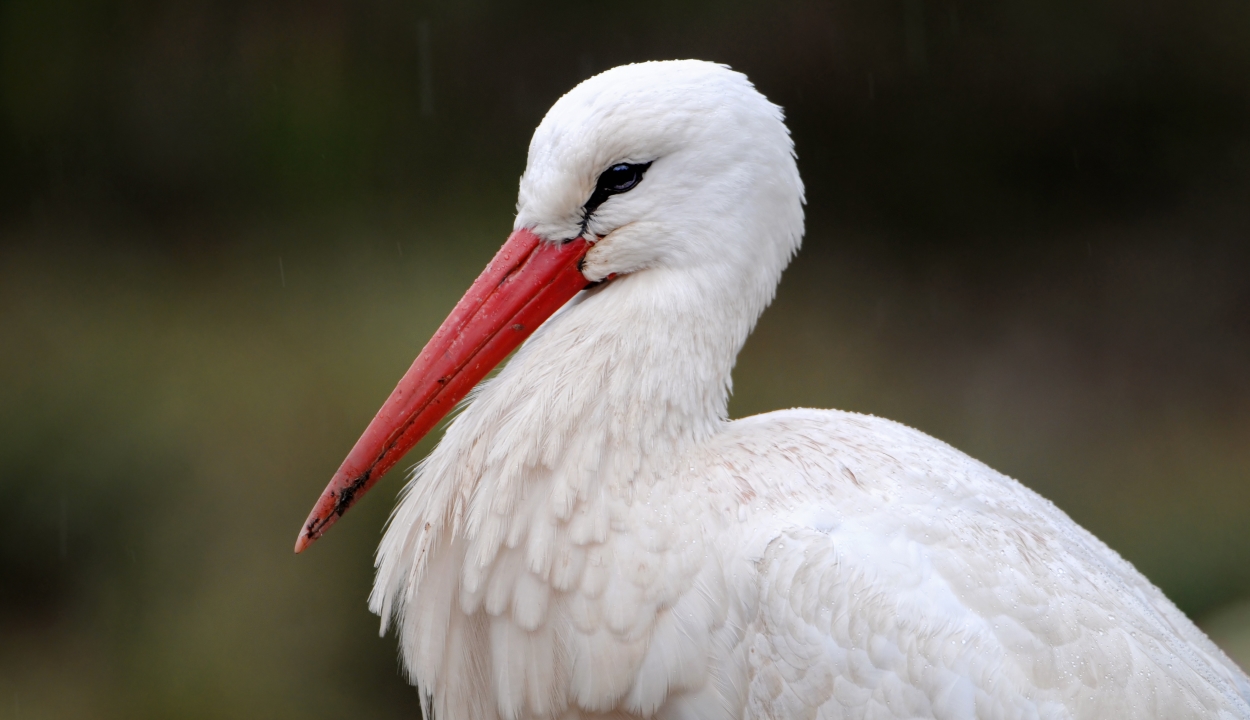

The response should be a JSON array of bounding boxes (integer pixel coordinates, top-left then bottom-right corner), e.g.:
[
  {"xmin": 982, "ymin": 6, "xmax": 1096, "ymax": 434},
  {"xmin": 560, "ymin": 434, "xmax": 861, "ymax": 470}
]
[
  {"xmin": 583, "ymin": 161, "xmax": 652, "ymax": 216},
  {"xmin": 600, "ymin": 163, "xmax": 645, "ymax": 193}
]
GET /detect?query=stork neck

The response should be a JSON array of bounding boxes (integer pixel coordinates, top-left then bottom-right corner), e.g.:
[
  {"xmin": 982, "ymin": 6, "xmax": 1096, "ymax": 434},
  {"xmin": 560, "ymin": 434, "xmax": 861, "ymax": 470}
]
[{"xmin": 449, "ymin": 263, "xmax": 756, "ymax": 490}]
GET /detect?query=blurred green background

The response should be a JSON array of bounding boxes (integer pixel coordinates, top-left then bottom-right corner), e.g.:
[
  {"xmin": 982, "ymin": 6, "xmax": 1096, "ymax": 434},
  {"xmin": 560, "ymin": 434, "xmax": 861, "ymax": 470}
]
[{"xmin": 2, "ymin": 0, "xmax": 1249, "ymax": 717}]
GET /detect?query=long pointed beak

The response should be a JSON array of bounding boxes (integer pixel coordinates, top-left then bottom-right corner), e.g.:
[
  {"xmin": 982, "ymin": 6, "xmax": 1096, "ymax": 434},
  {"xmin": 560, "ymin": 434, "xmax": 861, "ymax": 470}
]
[{"xmin": 295, "ymin": 229, "xmax": 591, "ymax": 553}]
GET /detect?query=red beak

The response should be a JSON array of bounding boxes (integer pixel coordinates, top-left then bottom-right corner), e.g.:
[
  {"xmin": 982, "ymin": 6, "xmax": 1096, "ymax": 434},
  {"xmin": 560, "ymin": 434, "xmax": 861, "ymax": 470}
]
[{"xmin": 294, "ymin": 228, "xmax": 591, "ymax": 553}]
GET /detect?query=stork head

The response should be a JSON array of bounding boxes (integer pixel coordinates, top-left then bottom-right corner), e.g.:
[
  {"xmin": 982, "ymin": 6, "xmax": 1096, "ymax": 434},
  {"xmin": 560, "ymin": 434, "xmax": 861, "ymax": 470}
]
[
  {"xmin": 518, "ymin": 60, "xmax": 804, "ymax": 286},
  {"xmin": 295, "ymin": 60, "xmax": 804, "ymax": 552}
]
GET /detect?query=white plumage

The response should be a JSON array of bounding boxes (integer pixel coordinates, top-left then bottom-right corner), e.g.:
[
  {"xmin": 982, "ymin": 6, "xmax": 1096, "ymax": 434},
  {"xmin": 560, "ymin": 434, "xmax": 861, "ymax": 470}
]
[{"xmin": 366, "ymin": 60, "xmax": 1250, "ymax": 719}]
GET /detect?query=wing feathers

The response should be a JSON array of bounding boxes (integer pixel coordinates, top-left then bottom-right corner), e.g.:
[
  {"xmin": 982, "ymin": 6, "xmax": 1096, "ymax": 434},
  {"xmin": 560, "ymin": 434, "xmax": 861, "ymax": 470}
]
[{"xmin": 375, "ymin": 407, "xmax": 1250, "ymax": 719}]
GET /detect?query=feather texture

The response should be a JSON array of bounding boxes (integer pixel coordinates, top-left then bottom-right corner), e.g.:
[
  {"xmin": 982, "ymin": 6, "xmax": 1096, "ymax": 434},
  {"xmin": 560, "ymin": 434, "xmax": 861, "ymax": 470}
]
[{"xmin": 363, "ymin": 60, "xmax": 1250, "ymax": 719}]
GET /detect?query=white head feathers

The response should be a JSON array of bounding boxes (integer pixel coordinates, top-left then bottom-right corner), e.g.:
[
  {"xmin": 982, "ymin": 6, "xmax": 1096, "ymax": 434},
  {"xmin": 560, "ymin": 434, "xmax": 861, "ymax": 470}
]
[{"xmin": 516, "ymin": 60, "xmax": 804, "ymax": 286}]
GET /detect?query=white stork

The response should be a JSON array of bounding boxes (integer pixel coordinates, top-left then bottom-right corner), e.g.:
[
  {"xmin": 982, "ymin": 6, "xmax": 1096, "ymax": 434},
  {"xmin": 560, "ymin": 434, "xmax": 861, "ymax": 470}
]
[{"xmin": 296, "ymin": 60, "xmax": 1250, "ymax": 719}]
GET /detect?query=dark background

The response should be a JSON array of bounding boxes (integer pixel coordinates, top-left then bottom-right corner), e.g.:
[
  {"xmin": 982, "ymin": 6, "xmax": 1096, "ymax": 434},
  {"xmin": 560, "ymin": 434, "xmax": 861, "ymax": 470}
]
[{"xmin": 2, "ymin": 1, "xmax": 1249, "ymax": 717}]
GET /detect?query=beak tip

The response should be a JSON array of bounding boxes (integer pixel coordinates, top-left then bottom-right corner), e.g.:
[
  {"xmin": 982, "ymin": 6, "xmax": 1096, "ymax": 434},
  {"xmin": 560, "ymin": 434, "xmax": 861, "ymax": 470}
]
[
  {"xmin": 294, "ymin": 484, "xmax": 345, "ymax": 554},
  {"xmin": 294, "ymin": 517, "xmax": 324, "ymax": 554}
]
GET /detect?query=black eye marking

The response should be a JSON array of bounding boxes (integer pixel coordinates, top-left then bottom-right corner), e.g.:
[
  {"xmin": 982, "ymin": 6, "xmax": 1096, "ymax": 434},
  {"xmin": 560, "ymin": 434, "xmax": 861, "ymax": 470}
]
[{"xmin": 579, "ymin": 161, "xmax": 653, "ymax": 233}]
